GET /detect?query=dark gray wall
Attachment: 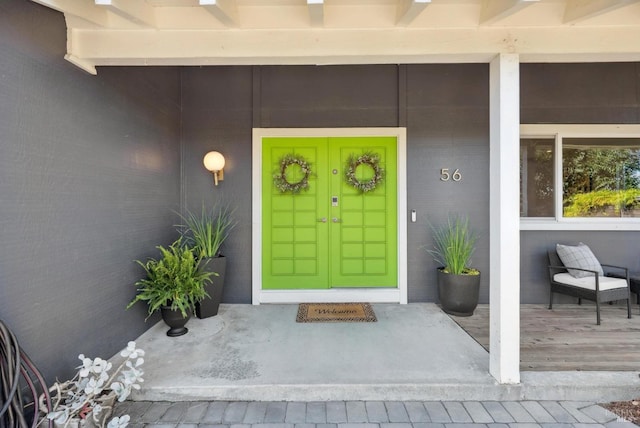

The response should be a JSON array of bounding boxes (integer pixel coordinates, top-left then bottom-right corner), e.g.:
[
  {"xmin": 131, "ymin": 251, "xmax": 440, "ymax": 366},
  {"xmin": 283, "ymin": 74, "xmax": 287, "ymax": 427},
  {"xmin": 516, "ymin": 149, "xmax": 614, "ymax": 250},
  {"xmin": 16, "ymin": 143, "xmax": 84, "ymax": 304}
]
[
  {"xmin": 0, "ymin": 0, "xmax": 181, "ymax": 382},
  {"xmin": 521, "ymin": 63, "xmax": 640, "ymax": 124},
  {"xmin": 181, "ymin": 67, "xmax": 254, "ymax": 303},
  {"xmin": 181, "ymin": 64, "xmax": 491, "ymax": 304},
  {"xmin": 520, "ymin": 63, "xmax": 640, "ymax": 303},
  {"xmin": 406, "ymin": 65, "xmax": 490, "ymax": 302}
]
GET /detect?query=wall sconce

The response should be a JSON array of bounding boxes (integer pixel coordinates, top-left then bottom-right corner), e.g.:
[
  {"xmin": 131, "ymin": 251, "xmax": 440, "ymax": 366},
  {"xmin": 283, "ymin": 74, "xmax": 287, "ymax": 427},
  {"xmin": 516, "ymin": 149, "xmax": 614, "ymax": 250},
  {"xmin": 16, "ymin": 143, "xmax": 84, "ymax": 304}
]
[{"xmin": 203, "ymin": 151, "xmax": 225, "ymax": 186}]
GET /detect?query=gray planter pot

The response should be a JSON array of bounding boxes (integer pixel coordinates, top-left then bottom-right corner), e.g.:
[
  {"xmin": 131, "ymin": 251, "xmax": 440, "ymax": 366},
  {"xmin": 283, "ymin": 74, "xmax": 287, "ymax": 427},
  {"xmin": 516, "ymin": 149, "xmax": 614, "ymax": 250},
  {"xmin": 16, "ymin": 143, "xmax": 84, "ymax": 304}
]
[
  {"xmin": 196, "ymin": 255, "xmax": 226, "ymax": 319},
  {"xmin": 437, "ymin": 268, "xmax": 480, "ymax": 317}
]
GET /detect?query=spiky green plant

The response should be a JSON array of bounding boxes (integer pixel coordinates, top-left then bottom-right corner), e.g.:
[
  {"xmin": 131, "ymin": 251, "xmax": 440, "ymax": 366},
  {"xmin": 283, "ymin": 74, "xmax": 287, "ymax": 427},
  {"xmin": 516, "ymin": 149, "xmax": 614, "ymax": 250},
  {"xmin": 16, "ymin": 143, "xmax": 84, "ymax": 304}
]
[
  {"xmin": 177, "ymin": 202, "xmax": 237, "ymax": 260},
  {"xmin": 427, "ymin": 215, "xmax": 479, "ymax": 275},
  {"xmin": 127, "ymin": 239, "xmax": 212, "ymax": 319}
]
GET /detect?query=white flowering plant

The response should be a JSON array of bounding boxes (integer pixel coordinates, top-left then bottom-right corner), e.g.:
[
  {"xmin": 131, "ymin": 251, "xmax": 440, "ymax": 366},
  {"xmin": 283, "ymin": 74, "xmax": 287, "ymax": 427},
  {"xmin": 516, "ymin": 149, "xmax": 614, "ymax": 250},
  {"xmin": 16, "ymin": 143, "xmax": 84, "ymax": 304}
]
[{"xmin": 40, "ymin": 342, "xmax": 144, "ymax": 428}]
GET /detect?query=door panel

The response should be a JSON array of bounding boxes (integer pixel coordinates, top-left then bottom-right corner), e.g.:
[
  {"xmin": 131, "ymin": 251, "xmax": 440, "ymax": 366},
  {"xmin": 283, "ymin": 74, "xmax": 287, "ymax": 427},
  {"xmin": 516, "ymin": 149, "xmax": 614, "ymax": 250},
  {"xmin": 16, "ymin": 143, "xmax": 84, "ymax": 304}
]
[
  {"xmin": 262, "ymin": 137, "xmax": 329, "ymax": 289},
  {"xmin": 329, "ymin": 137, "xmax": 397, "ymax": 287},
  {"xmin": 262, "ymin": 136, "xmax": 397, "ymax": 290}
]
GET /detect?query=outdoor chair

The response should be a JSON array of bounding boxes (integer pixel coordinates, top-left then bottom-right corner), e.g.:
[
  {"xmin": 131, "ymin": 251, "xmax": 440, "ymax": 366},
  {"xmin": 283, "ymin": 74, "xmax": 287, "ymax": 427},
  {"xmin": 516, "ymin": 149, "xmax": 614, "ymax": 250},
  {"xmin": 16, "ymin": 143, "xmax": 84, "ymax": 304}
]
[
  {"xmin": 548, "ymin": 244, "xmax": 631, "ymax": 325},
  {"xmin": 606, "ymin": 271, "xmax": 640, "ymax": 305}
]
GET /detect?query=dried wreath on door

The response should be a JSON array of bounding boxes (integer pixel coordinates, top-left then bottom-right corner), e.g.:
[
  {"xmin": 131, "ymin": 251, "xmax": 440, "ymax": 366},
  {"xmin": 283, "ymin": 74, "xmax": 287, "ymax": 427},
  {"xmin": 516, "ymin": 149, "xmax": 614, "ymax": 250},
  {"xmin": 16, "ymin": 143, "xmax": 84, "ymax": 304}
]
[
  {"xmin": 345, "ymin": 152, "xmax": 384, "ymax": 193},
  {"xmin": 273, "ymin": 153, "xmax": 312, "ymax": 193}
]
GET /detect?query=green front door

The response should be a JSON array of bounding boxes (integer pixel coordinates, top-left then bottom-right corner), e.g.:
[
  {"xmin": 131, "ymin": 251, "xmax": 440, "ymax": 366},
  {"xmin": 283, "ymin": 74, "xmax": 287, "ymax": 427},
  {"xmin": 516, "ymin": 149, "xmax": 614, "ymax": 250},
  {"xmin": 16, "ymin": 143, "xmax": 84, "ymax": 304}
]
[{"xmin": 262, "ymin": 136, "xmax": 397, "ymax": 290}]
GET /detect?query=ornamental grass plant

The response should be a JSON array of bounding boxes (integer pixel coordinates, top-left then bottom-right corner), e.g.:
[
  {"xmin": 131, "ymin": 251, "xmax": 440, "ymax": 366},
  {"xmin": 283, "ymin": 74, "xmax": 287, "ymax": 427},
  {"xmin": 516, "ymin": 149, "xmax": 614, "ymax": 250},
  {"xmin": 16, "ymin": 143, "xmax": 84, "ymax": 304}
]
[
  {"xmin": 427, "ymin": 215, "xmax": 479, "ymax": 275},
  {"xmin": 176, "ymin": 202, "xmax": 236, "ymax": 260}
]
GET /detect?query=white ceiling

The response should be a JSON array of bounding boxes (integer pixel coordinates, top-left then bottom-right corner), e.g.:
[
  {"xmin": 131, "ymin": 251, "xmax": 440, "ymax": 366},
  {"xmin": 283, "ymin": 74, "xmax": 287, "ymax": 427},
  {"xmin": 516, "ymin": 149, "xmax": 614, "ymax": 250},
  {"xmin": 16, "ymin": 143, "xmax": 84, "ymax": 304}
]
[{"xmin": 31, "ymin": 0, "xmax": 640, "ymax": 74}]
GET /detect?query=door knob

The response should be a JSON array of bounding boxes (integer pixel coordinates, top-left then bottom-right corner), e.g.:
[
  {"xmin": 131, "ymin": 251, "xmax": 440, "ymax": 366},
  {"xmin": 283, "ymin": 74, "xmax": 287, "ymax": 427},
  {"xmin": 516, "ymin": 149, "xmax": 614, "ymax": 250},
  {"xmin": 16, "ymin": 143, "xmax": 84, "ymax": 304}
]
[
  {"xmin": 332, "ymin": 217, "xmax": 342, "ymax": 223},
  {"xmin": 317, "ymin": 217, "xmax": 327, "ymax": 223}
]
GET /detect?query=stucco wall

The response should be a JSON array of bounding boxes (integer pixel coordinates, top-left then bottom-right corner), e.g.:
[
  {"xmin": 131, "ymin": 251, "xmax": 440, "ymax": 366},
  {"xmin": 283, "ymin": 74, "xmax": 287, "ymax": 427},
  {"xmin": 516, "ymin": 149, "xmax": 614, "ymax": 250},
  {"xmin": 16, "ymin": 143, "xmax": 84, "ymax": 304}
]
[{"xmin": 0, "ymin": 0, "xmax": 182, "ymax": 382}]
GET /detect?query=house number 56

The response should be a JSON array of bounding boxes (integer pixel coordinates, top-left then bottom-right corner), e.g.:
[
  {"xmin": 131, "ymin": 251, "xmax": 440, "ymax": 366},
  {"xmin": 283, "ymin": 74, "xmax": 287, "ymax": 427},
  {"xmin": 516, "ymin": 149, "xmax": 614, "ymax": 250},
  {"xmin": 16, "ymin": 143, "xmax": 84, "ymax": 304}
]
[{"xmin": 440, "ymin": 168, "xmax": 462, "ymax": 182}]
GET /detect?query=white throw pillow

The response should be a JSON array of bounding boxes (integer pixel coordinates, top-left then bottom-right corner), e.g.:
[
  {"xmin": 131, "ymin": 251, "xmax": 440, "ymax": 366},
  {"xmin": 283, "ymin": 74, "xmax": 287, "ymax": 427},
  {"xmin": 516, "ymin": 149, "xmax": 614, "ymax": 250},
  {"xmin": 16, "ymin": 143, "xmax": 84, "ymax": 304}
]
[{"xmin": 556, "ymin": 243, "xmax": 604, "ymax": 279}]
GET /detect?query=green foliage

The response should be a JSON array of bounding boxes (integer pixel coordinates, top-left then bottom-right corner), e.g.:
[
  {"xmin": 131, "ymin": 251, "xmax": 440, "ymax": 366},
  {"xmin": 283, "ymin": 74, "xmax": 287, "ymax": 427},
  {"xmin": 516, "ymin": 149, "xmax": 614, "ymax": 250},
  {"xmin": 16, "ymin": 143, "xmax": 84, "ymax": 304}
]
[
  {"xmin": 563, "ymin": 147, "xmax": 640, "ymax": 197},
  {"xmin": 127, "ymin": 239, "xmax": 212, "ymax": 319},
  {"xmin": 177, "ymin": 202, "xmax": 237, "ymax": 260},
  {"xmin": 427, "ymin": 215, "xmax": 479, "ymax": 276},
  {"xmin": 564, "ymin": 188, "xmax": 640, "ymax": 217}
]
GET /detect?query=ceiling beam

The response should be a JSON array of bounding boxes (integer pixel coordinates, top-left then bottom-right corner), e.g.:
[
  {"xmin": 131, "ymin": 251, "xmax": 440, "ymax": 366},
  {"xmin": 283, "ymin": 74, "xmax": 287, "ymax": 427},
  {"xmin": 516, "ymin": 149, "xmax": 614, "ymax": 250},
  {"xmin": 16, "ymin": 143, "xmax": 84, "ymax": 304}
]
[
  {"xmin": 396, "ymin": 0, "xmax": 431, "ymax": 27},
  {"xmin": 480, "ymin": 0, "xmax": 540, "ymax": 25},
  {"xmin": 94, "ymin": 0, "xmax": 155, "ymax": 27},
  {"xmin": 200, "ymin": 0, "xmax": 239, "ymax": 27},
  {"xmin": 66, "ymin": 26, "xmax": 640, "ymax": 69},
  {"xmin": 307, "ymin": 0, "xmax": 324, "ymax": 28},
  {"xmin": 563, "ymin": 0, "xmax": 634, "ymax": 24},
  {"xmin": 31, "ymin": 0, "xmax": 109, "ymax": 27}
]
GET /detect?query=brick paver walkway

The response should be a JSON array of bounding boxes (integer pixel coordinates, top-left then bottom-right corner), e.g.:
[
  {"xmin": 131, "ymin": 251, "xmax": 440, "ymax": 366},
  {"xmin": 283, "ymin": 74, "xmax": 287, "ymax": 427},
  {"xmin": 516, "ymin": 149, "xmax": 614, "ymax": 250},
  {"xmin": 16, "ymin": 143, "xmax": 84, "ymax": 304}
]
[{"xmin": 113, "ymin": 401, "xmax": 638, "ymax": 428}]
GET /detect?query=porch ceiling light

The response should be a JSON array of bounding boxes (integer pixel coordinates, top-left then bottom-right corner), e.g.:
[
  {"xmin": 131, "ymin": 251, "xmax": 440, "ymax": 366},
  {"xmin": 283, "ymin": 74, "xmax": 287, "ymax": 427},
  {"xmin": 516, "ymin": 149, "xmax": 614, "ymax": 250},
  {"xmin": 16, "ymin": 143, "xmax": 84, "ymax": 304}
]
[{"xmin": 203, "ymin": 151, "xmax": 225, "ymax": 186}]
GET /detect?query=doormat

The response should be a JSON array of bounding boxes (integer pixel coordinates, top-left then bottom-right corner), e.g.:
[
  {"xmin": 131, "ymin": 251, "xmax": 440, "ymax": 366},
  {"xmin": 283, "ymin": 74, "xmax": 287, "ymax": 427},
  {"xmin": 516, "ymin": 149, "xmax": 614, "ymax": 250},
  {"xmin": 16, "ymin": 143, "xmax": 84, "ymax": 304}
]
[{"xmin": 296, "ymin": 303, "xmax": 377, "ymax": 323}]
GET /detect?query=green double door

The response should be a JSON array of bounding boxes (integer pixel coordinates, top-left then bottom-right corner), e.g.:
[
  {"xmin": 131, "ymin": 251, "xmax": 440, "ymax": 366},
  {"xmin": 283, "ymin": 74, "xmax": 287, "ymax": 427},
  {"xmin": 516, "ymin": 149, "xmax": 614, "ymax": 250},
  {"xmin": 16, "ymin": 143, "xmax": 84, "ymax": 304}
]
[{"xmin": 262, "ymin": 136, "xmax": 397, "ymax": 290}]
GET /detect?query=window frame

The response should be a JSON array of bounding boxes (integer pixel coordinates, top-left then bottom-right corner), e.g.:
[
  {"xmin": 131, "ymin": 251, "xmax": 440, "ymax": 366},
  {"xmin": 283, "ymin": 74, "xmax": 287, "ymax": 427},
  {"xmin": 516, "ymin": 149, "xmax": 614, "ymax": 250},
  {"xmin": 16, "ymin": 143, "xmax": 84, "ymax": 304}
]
[{"xmin": 520, "ymin": 124, "xmax": 640, "ymax": 231}]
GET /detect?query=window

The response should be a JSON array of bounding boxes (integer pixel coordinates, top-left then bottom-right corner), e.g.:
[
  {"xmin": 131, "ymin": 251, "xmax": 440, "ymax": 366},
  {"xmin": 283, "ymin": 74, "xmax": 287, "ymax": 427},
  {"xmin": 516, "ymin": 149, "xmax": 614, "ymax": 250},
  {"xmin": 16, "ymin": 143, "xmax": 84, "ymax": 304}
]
[
  {"xmin": 520, "ymin": 138, "xmax": 554, "ymax": 218},
  {"xmin": 563, "ymin": 138, "xmax": 640, "ymax": 218},
  {"xmin": 520, "ymin": 125, "xmax": 640, "ymax": 229}
]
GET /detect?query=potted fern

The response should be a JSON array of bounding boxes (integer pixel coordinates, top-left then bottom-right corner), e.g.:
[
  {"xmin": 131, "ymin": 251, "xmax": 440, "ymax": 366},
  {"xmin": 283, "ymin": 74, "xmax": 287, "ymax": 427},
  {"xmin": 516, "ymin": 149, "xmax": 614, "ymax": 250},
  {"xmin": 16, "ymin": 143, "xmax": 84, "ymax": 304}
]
[
  {"xmin": 427, "ymin": 215, "xmax": 480, "ymax": 317},
  {"xmin": 177, "ymin": 202, "xmax": 236, "ymax": 318},
  {"xmin": 127, "ymin": 239, "xmax": 213, "ymax": 336}
]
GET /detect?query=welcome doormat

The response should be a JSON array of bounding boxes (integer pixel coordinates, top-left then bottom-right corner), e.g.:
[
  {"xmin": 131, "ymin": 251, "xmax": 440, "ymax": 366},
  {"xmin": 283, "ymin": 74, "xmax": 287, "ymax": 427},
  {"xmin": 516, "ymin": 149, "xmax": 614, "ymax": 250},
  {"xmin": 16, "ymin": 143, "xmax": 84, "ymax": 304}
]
[{"xmin": 296, "ymin": 303, "xmax": 377, "ymax": 323}]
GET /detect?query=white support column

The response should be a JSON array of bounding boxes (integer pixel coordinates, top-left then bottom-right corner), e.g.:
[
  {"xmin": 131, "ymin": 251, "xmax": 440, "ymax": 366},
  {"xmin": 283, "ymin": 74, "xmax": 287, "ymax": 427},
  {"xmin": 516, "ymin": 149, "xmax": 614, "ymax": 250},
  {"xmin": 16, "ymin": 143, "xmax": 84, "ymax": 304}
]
[{"xmin": 489, "ymin": 53, "xmax": 521, "ymax": 384}]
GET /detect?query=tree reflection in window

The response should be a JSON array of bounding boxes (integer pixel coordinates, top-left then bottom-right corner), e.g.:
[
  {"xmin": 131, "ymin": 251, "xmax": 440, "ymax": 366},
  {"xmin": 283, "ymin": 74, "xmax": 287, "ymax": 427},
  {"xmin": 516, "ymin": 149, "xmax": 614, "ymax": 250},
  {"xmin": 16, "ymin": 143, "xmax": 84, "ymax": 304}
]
[
  {"xmin": 563, "ymin": 138, "xmax": 640, "ymax": 217},
  {"xmin": 521, "ymin": 138, "xmax": 555, "ymax": 217}
]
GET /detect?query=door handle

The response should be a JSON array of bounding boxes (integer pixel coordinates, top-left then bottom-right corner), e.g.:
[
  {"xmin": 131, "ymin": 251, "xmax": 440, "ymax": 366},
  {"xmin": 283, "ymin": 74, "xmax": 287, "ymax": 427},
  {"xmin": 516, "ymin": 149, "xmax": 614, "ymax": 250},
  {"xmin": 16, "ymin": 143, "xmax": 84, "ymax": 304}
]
[
  {"xmin": 332, "ymin": 217, "xmax": 342, "ymax": 223},
  {"xmin": 317, "ymin": 217, "xmax": 327, "ymax": 223}
]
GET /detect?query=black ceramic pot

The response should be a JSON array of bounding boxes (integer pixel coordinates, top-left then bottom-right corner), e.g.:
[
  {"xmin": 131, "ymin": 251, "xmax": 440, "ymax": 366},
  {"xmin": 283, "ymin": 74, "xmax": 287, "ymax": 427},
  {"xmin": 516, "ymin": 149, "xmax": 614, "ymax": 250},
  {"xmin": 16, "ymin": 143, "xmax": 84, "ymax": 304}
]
[
  {"xmin": 160, "ymin": 306, "xmax": 191, "ymax": 337},
  {"xmin": 196, "ymin": 255, "xmax": 226, "ymax": 319},
  {"xmin": 437, "ymin": 268, "xmax": 480, "ymax": 317}
]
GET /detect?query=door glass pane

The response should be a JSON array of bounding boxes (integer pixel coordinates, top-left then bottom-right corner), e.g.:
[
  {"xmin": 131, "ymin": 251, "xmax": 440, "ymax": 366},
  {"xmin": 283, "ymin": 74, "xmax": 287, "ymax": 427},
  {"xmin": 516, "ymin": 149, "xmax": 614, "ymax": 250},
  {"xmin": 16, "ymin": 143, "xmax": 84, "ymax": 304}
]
[
  {"xmin": 563, "ymin": 138, "xmax": 640, "ymax": 218},
  {"xmin": 520, "ymin": 138, "xmax": 555, "ymax": 217}
]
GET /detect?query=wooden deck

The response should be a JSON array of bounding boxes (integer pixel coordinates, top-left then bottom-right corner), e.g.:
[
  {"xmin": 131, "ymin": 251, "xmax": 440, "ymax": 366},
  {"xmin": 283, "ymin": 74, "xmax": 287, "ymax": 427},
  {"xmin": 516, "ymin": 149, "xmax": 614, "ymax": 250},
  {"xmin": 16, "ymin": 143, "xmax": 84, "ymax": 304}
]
[{"xmin": 451, "ymin": 304, "xmax": 640, "ymax": 371}]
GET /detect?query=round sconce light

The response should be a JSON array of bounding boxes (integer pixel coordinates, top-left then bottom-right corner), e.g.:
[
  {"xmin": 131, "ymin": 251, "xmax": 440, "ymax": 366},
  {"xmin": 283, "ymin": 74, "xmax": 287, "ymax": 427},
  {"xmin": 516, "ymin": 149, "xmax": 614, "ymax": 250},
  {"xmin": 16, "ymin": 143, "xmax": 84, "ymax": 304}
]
[{"xmin": 203, "ymin": 151, "xmax": 225, "ymax": 186}]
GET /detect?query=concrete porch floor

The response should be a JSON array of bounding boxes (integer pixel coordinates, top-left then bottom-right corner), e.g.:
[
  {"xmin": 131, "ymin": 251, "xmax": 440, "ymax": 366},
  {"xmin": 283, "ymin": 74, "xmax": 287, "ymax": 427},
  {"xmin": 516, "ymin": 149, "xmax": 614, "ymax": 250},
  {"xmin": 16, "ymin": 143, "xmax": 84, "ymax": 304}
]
[{"xmin": 130, "ymin": 303, "xmax": 640, "ymax": 403}]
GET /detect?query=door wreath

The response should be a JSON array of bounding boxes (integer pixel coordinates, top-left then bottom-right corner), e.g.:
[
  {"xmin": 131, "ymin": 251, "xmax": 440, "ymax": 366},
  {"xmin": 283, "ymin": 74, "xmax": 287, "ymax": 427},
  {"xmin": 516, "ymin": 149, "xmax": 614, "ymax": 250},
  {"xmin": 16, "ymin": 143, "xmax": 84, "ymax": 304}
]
[
  {"xmin": 345, "ymin": 152, "xmax": 384, "ymax": 193},
  {"xmin": 273, "ymin": 153, "xmax": 312, "ymax": 193}
]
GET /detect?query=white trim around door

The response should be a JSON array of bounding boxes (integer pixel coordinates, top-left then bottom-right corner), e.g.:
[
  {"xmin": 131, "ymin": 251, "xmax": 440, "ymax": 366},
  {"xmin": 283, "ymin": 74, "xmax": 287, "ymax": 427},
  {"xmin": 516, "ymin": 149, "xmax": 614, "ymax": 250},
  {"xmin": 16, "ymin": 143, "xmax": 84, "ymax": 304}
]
[{"xmin": 252, "ymin": 127, "xmax": 408, "ymax": 305}]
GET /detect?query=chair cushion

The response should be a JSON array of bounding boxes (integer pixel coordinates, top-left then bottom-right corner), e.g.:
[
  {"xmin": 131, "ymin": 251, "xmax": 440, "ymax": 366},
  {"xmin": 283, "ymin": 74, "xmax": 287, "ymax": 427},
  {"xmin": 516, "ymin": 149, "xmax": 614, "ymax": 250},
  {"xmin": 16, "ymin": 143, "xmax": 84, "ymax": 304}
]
[
  {"xmin": 556, "ymin": 243, "xmax": 604, "ymax": 278},
  {"xmin": 553, "ymin": 273, "xmax": 627, "ymax": 291}
]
